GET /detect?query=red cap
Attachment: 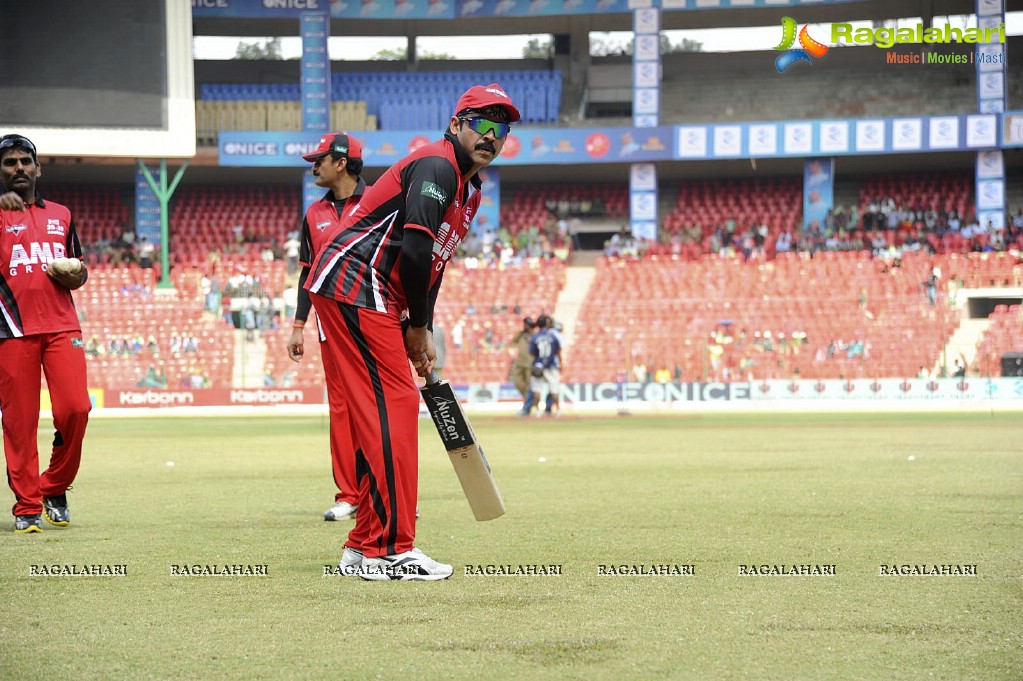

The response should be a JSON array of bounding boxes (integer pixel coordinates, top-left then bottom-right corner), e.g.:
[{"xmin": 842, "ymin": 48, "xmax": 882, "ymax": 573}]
[
  {"xmin": 301, "ymin": 132, "xmax": 363, "ymax": 162},
  {"xmin": 453, "ymin": 83, "xmax": 520, "ymax": 123}
]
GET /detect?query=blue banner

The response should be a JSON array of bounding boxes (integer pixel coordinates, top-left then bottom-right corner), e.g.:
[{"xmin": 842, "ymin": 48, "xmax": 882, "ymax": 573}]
[
  {"xmin": 301, "ymin": 11, "xmax": 329, "ymax": 215},
  {"xmin": 135, "ymin": 166, "xmax": 163, "ymax": 245},
  {"xmin": 475, "ymin": 167, "xmax": 501, "ymax": 235},
  {"xmin": 803, "ymin": 158, "xmax": 833, "ymax": 232},
  {"xmin": 219, "ymin": 113, "xmax": 1014, "ymax": 168},
  {"xmin": 300, "ymin": 12, "xmax": 329, "ymax": 132},
  {"xmin": 219, "ymin": 127, "xmax": 674, "ymax": 166}
]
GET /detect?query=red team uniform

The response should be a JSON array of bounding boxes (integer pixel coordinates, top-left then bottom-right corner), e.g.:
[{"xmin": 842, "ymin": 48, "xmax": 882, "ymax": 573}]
[
  {"xmin": 299, "ymin": 177, "xmax": 367, "ymax": 512},
  {"xmin": 0, "ymin": 194, "xmax": 91, "ymax": 521},
  {"xmin": 307, "ymin": 134, "xmax": 483, "ymax": 559}
]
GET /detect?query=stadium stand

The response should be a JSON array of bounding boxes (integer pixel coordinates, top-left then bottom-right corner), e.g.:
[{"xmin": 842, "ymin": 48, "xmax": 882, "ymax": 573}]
[
  {"xmin": 196, "ymin": 99, "xmax": 375, "ymax": 142},
  {"xmin": 431, "ymin": 259, "xmax": 567, "ymax": 385},
  {"xmin": 168, "ymin": 184, "xmax": 301, "ymax": 265},
  {"xmin": 502, "ymin": 182, "xmax": 629, "ymax": 228},
  {"xmin": 197, "ymin": 70, "xmax": 561, "ymax": 134},
  {"xmin": 45, "ymin": 185, "xmax": 131, "ymax": 252},
  {"xmin": 50, "ymin": 171, "xmax": 1022, "ymax": 388},
  {"xmin": 973, "ymin": 304, "xmax": 1023, "ymax": 377},
  {"xmin": 661, "ymin": 177, "xmax": 802, "ymax": 242},
  {"xmin": 263, "ymin": 326, "xmax": 325, "ymax": 388},
  {"xmin": 68, "ymin": 266, "xmax": 236, "ymax": 391},
  {"xmin": 567, "ymin": 251, "xmax": 965, "ymax": 384}
]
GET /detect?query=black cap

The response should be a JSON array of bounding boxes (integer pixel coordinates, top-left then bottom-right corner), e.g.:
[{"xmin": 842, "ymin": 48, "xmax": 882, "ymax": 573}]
[
  {"xmin": 524, "ymin": 317, "xmax": 535, "ymax": 327},
  {"xmin": 0, "ymin": 134, "xmax": 37, "ymax": 162},
  {"xmin": 536, "ymin": 314, "xmax": 552, "ymax": 328}
]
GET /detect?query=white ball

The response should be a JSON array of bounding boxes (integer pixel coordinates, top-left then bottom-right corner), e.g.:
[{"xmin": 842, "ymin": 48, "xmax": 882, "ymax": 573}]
[
  {"xmin": 49, "ymin": 257, "xmax": 83, "ymax": 275},
  {"xmin": 166, "ymin": 461, "xmax": 175, "ymax": 467}
]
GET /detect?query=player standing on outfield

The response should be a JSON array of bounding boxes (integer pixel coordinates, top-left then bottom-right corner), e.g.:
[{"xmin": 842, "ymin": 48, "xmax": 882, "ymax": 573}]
[
  {"xmin": 0, "ymin": 134, "xmax": 91, "ymax": 533},
  {"xmin": 529, "ymin": 314, "xmax": 562, "ymax": 417},
  {"xmin": 287, "ymin": 133, "xmax": 368, "ymax": 523},
  {"xmin": 511, "ymin": 316, "xmax": 537, "ymax": 416},
  {"xmin": 307, "ymin": 84, "xmax": 520, "ymax": 580}
]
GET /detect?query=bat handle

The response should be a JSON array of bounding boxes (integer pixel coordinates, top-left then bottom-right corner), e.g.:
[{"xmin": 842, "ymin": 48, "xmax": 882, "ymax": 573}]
[{"xmin": 424, "ymin": 370, "xmax": 441, "ymax": 386}]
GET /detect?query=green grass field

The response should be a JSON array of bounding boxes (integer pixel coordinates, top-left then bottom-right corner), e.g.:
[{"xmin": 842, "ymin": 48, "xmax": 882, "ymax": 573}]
[{"xmin": 1, "ymin": 411, "xmax": 1021, "ymax": 680}]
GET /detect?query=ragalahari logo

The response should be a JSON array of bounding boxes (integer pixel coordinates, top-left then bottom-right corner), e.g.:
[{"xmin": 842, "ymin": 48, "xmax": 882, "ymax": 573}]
[{"xmin": 774, "ymin": 17, "xmax": 830, "ymax": 73}]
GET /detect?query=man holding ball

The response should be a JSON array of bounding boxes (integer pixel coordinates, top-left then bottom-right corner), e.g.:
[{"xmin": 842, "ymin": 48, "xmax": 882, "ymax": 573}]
[{"xmin": 0, "ymin": 133, "xmax": 91, "ymax": 533}]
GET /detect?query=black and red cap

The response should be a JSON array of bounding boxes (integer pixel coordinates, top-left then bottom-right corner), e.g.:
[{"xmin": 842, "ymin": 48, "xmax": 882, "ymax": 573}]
[
  {"xmin": 302, "ymin": 132, "xmax": 363, "ymax": 162},
  {"xmin": 454, "ymin": 83, "xmax": 520, "ymax": 123}
]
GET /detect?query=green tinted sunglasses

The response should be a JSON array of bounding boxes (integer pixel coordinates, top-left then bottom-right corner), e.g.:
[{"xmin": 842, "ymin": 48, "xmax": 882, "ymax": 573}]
[{"xmin": 460, "ymin": 117, "xmax": 511, "ymax": 139}]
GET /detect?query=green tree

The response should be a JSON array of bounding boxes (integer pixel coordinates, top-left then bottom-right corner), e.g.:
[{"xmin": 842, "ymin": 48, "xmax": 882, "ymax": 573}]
[
  {"xmin": 662, "ymin": 35, "xmax": 703, "ymax": 53},
  {"xmin": 233, "ymin": 38, "xmax": 283, "ymax": 60},
  {"xmin": 421, "ymin": 50, "xmax": 456, "ymax": 60},
  {"xmin": 522, "ymin": 37, "xmax": 553, "ymax": 59},
  {"xmin": 590, "ymin": 34, "xmax": 630, "ymax": 57},
  {"xmin": 370, "ymin": 46, "xmax": 456, "ymax": 61},
  {"xmin": 371, "ymin": 47, "xmax": 407, "ymax": 61}
]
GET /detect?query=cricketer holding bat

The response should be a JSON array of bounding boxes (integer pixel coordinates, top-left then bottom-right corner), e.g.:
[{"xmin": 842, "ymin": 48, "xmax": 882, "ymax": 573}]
[
  {"xmin": 307, "ymin": 84, "xmax": 519, "ymax": 580},
  {"xmin": 0, "ymin": 134, "xmax": 91, "ymax": 534}
]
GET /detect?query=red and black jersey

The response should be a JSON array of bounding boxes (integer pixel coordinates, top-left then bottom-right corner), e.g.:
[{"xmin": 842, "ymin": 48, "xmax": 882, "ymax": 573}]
[
  {"xmin": 299, "ymin": 178, "xmax": 368, "ymax": 269},
  {"xmin": 307, "ymin": 133, "xmax": 482, "ymax": 318},
  {"xmin": 0, "ymin": 195, "xmax": 83, "ymax": 338}
]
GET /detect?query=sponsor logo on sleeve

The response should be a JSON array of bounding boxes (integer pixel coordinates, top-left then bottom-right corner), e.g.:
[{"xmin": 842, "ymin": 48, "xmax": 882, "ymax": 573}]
[{"xmin": 420, "ymin": 181, "xmax": 448, "ymax": 204}]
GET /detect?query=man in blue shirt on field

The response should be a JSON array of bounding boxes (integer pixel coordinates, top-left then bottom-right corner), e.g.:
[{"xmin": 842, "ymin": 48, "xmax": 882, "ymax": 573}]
[{"xmin": 528, "ymin": 314, "xmax": 562, "ymax": 417}]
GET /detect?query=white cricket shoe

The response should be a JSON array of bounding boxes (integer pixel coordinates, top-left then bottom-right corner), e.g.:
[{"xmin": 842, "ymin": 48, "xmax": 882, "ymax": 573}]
[
  {"xmin": 324, "ymin": 501, "xmax": 357, "ymax": 521},
  {"xmin": 338, "ymin": 546, "xmax": 364, "ymax": 576},
  {"xmin": 360, "ymin": 548, "xmax": 453, "ymax": 582}
]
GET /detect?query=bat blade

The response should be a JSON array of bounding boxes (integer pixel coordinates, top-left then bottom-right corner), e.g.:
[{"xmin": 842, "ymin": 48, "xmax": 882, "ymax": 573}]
[{"xmin": 421, "ymin": 375, "xmax": 505, "ymax": 521}]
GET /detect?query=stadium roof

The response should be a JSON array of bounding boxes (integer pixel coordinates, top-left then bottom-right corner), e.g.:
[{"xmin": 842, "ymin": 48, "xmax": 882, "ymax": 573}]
[{"xmin": 192, "ymin": 0, "xmax": 981, "ymax": 39}]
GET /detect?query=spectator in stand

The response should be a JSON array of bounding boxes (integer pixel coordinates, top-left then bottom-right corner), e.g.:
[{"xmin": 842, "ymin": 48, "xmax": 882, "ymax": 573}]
[
  {"xmin": 923, "ymin": 268, "xmax": 939, "ymax": 306},
  {"xmin": 951, "ymin": 356, "xmax": 967, "ymax": 378},
  {"xmin": 137, "ymin": 237, "xmax": 156, "ymax": 269},
  {"xmin": 137, "ymin": 365, "xmax": 167, "ymax": 388},
  {"xmin": 86, "ymin": 334, "xmax": 104, "ymax": 356},
  {"xmin": 283, "ymin": 231, "xmax": 301, "ymax": 276},
  {"xmin": 189, "ymin": 369, "xmax": 209, "ymax": 389},
  {"xmin": 775, "ymin": 230, "xmax": 793, "ymax": 254}
]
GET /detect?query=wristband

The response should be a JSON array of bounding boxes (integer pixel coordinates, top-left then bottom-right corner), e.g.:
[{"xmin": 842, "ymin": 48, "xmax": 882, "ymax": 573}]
[{"xmin": 293, "ymin": 321, "xmax": 305, "ymax": 329}]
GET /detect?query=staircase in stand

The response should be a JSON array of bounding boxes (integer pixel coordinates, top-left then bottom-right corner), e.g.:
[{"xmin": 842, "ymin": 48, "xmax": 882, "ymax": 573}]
[
  {"xmin": 936, "ymin": 317, "xmax": 991, "ymax": 375},
  {"xmin": 552, "ymin": 262, "xmax": 596, "ymax": 348}
]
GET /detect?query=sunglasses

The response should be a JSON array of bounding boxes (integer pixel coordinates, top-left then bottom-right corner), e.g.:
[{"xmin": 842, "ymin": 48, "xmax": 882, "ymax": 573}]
[
  {"xmin": 459, "ymin": 117, "xmax": 511, "ymax": 139},
  {"xmin": 0, "ymin": 135, "xmax": 37, "ymax": 157}
]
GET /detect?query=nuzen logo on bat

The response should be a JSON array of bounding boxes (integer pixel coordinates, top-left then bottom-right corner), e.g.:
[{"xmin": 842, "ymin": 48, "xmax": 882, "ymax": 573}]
[
  {"xmin": 773, "ymin": 17, "xmax": 830, "ymax": 73},
  {"xmin": 429, "ymin": 395, "xmax": 461, "ymax": 443}
]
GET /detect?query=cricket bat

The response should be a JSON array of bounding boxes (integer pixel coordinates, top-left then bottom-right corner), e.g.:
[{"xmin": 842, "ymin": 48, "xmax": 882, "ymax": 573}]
[{"xmin": 420, "ymin": 371, "xmax": 505, "ymax": 521}]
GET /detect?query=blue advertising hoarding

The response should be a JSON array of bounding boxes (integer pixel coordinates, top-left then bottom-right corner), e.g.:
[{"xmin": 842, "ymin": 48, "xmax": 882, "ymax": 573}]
[
  {"xmin": 135, "ymin": 166, "xmax": 163, "ymax": 245},
  {"xmin": 219, "ymin": 126, "xmax": 674, "ymax": 167},
  {"xmin": 218, "ymin": 114, "xmax": 1005, "ymax": 168}
]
